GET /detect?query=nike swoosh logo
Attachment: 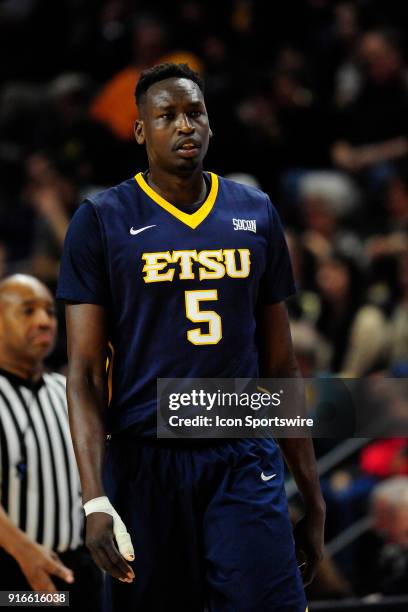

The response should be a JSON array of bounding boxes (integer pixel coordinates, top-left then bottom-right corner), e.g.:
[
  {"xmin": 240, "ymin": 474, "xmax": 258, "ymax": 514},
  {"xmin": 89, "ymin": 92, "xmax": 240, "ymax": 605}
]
[
  {"xmin": 129, "ymin": 225, "xmax": 156, "ymax": 235},
  {"xmin": 261, "ymin": 472, "xmax": 276, "ymax": 482}
]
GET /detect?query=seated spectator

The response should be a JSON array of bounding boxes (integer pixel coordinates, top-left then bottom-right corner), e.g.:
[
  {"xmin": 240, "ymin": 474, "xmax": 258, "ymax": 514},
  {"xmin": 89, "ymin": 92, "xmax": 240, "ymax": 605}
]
[
  {"xmin": 385, "ymin": 171, "xmax": 408, "ymax": 232},
  {"xmin": 23, "ymin": 154, "xmax": 78, "ymax": 285},
  {"xmin": 299, "ymin": 172, "xmax": 362, "ymax": 262},
  {"xmin": 290, "ymin": 319, "xmax": 332, "ymax": 376},
  {"xmin": 331, "ymin": 29, "xmax": 408, "ymax": 183},
  {"xmin": 358, "ymin": 477, "xmax": 408, "ymax": 596},
  {"xmin": 361, "ymin": 440, "xmax": 408, "ymax": 479},
  {"xmin": 285, "ymin": 229, "xmax": 320, "ymax": 323},
  {"xmin": 42, "ymin": 72, "xmax": 124, "ymax": 186},
  {"xmin": 331, "ymin": 1, "xmax": 362, "ymax": 109},
  {"xmin": 315, "ymin": 255, "xmax": 388, "ymax": 374},
  {"xmin": 365, "ymin": 169, "xmax": 408, "ymax": 261}
]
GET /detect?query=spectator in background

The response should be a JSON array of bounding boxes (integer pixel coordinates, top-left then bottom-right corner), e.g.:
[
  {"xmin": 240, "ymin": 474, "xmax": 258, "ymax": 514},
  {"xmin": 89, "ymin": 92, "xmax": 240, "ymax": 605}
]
[
  {"xmin": 16, "ymin": 154, "xmax": 85, "ymax": 370},
  {"xmin": 0, "ymin": 71, "xmax": 123, "ymax": 187},
  {"xmin": 39, "ymin": 72, "xmax": 123, "ymax": 186},
  {"xmin": 270, "ymin": 47, "xmax": 331, "ymax": 172},
  {"xmin": 330, "ymin": 1, "xmax": 362, "ymax": 109},
  {"xmin": 299, "ymin": 171, "xmax": 362, "ymax": 262},
  {"xmin": 285, "ymin": 229, "xmax": 321, "ymax": 324},
  {"xmin": 357, "ymin": 477, "xmax": 408, "ymax": 596},
  {"xmin": 90, "ymin": 13, "xmax": 203, "ymax": 142},
  {"xmin": 235, "ymin": 46, "xmax": 331, "ymax": 196},
  {"xmin": 332, "ymin": 29, "xmax": 408, "ymax": 183},
  {"xmin": 365, "ymin": 169, "xmax": 408, "ymax": 261},
  {"xmin": 23, "ymin": 154, "xmax": 78, "ymax": 285},
  {"xmin": 361, "ymin": 440, "xmax": 408, "ymax": 479},
  {"xmin": 315, "ymin": 254, "xmax": 387, "ymax": 374},
  {"xmin": 386, "ymin": 172, "xmax": 408, "ymax": 233},
  {"xmin": 290, "ymin": 320, "xmax": 332, "ymax": 376}
]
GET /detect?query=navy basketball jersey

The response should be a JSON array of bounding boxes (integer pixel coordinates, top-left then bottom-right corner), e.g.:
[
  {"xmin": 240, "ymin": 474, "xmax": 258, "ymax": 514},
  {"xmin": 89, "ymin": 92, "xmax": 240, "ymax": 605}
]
[{"xmin": 57, "ymin": 172, "xmax": 295, "ymax": 434}]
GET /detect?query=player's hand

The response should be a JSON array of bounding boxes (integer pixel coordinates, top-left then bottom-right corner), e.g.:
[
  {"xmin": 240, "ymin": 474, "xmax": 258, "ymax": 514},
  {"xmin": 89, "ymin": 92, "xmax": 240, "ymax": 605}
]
[
  {"xmin": 293, "ymin": 502, "xmax": 325, "ymax": 586},
  {"xmin": 15, "ymin": 541, "xmax": 74, "ymax": 592},
  {"xmin": 85, "ymin": 513, "xmax": 135, "ymax": 583}
]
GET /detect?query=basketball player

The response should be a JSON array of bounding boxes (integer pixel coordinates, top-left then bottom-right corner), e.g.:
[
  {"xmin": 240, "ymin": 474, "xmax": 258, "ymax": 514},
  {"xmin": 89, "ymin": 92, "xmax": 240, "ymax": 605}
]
[{"xmin": 57, "ymin": 63, "xmax": 325, "ymax": 611}]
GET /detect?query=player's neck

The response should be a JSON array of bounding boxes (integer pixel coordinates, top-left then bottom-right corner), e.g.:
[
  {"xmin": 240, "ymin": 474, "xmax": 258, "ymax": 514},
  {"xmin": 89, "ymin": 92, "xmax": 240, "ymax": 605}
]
[{"xmin": 146, "ymin": 167, "xmax": 207, "ymax": 211}]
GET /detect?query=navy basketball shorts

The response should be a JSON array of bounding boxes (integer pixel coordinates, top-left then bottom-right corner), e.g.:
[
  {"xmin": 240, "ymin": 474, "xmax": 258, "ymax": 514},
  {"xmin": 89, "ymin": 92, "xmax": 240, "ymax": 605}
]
[{"xmin": 102, "ymin": 433, "xmax": 307, "ymax": 612}]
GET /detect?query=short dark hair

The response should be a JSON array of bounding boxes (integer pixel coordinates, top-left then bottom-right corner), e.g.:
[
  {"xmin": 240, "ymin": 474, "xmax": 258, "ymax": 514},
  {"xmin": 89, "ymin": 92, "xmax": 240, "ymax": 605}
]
[{"xmin": 135, "ymin": 63, "xmax": 204, "ymax": 107}]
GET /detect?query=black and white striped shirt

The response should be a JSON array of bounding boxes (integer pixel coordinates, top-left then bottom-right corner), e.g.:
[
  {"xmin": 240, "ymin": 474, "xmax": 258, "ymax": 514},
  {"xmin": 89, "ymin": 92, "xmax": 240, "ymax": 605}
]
[{"xmin": 0, "ymin": 369, "xmax": 83, "ymax": 552}]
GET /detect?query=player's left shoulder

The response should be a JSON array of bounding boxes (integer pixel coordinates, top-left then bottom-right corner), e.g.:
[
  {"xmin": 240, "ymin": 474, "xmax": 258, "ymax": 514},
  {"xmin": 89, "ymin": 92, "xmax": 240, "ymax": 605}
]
[
  {"xmin": 217, "ymin": 174, "xmax": 268, "ymax": 208},
  {"xmin": 215, "ymin": 174, "xmax": 274, "ymax": 234}
]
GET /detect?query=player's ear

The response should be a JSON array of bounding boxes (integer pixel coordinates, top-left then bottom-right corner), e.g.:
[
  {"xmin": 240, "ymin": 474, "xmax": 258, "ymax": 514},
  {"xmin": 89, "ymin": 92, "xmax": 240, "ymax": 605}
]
[
  {"xmin": 134, "ymin": 120, "xmax": 145, "ymax": 145},
  {"xmin": 209, "ymin": 126, "xmax": 213, "ymax": 139}
]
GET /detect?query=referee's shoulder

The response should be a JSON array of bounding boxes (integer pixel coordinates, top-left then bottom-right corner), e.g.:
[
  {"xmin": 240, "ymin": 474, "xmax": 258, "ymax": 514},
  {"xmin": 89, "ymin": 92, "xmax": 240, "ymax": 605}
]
[{"xmin": 44, "ymin": 370, "xmax": 66, "ymax": 389}]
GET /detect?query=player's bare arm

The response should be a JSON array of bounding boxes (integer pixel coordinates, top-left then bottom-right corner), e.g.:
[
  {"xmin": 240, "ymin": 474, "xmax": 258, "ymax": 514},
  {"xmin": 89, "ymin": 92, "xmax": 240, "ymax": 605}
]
[
  {"xmin": 258, "ymin": 301, "xmax": 325, "ymax": 585},
  {"xmin": 65, "ymin": 303, "xmax": 135, "ymax": 583}
]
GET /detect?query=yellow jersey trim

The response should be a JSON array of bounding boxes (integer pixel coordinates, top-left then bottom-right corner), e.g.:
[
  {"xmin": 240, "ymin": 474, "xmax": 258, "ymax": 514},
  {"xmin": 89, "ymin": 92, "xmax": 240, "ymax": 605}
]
[
  {"xmin": 135, "ymin": 172, "xmax": 219, "ymax": 229},
  {"xmin": 106, "ymin": 341, "xmax": 115, "ymax": 405}
]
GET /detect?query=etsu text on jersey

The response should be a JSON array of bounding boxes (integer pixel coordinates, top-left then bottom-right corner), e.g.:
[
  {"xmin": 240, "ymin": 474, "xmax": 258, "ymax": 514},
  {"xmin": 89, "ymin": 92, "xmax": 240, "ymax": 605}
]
[{"xmin": 142, "ymin": 249, "xmax": 251, "ymax": 282}]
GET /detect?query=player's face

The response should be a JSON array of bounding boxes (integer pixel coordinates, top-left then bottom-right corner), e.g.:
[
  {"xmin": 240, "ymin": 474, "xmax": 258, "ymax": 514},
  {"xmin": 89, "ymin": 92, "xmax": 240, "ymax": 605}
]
[
  {"xmin": 135, "ymin": 77, "xmax": 212, "ymax": 174},
  {"xmin": 0, "ymin": 281, "xmax": 57, "ymax": 365}
]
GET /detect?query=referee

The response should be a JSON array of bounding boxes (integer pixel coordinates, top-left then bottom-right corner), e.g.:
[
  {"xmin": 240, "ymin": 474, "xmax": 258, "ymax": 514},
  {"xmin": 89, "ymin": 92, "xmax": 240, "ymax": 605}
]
[{"xmin": 0, "ymin": 274, "xmax": 102, "ymax": 608}]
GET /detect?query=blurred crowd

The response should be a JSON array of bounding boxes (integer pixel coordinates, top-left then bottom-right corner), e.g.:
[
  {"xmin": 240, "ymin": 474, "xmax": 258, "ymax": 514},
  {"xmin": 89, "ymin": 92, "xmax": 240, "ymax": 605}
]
[{"xmin": 0, "ymin": 0, "xmax": 407, "ymax": 605}]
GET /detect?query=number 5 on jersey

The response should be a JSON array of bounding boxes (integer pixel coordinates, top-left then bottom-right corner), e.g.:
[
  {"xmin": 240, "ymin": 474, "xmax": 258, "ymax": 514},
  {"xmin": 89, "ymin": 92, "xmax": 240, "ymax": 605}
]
[{"xmin": 184, "ymin": 290, "xmax": 222, "ymax": 345}]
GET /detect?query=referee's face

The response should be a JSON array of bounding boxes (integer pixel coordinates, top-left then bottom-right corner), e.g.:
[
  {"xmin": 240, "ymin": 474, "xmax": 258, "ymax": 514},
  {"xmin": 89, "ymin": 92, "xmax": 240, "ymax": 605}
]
[
  {"xmin": 0, "ymin": 278, "xmax": 57, "ymax": 365},
  {"xmin": 135, "ymin": 77, "xmax": 211, "ymax": 175}
]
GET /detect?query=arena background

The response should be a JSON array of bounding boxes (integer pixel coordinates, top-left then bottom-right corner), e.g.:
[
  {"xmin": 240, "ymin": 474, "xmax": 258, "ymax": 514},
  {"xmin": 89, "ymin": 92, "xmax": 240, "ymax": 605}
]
[{"xmin": 1, "ymin": 0, "xmax": 407, "ymax": 609}]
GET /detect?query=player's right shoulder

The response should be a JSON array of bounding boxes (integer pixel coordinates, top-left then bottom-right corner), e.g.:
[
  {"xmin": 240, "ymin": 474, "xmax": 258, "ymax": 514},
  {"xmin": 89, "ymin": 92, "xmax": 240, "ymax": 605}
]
[
  {"xmin": 68, "ymin": 177, "xmax": 140, "ymax": 231},
  {"xmin": 85, "ymin": 177, "xmax": 139, "ymax": 211}
]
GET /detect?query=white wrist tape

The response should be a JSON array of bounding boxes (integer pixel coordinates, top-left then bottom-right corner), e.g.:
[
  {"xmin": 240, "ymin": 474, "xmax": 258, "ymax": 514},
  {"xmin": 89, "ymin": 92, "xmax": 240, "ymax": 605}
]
[{"xmin": 83, "ymin": 496, "xmax": 134, "ymax": 561}]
